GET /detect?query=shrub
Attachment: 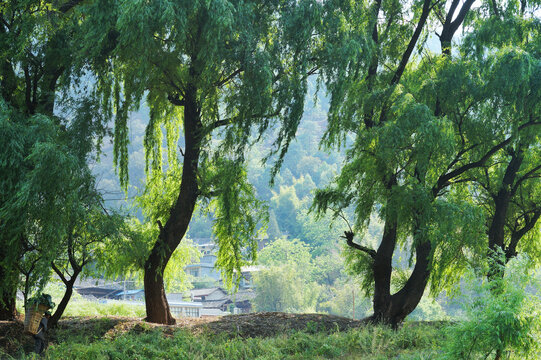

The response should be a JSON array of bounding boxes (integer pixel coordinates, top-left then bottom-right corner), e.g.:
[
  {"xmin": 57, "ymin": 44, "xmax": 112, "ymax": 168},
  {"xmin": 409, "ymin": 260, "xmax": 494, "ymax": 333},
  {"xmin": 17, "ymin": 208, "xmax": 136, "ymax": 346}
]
[{"xmin": 442, "ymin": 256, "xmax": 541, "ymax": 360}]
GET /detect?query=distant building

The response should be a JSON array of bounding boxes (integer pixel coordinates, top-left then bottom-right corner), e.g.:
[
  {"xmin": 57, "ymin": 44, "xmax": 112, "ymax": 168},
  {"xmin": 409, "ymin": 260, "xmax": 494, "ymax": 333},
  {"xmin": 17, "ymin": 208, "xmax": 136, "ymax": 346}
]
[
  {"xmin": 230, "ymin": 289, "xmax": 256, "ymax": 314},
  {"xmin": 190, "ymin": 287, "xmax": 227, "ymax": 302},
  {"xmin": 200, "ymin": 308, "xmax": 230, "ymax": 317},
  {"xmin": 166, "ymin": 293, "xmax": 187, "ymax": 303},
  {"xmin": 185, "ymin": 262, "xmax": 220, "ymax": 279},
  {"xmin": 236, "ymin": 266, "xmax": 263, "ymax": 289},
  {"xmin": 169, "ymin": 301, "xmax": 203, "ymax": 318},
  {"xmin": 185, "ymin": 240, "xmax": 221, "ymax": 280}
]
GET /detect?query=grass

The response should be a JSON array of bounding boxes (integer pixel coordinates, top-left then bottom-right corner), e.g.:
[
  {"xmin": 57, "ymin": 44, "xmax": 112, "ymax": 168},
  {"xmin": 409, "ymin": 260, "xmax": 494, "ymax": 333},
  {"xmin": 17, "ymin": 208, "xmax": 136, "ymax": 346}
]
[
  {"xmin": 1, "ymin": 319, "xmax": 446, "ymax": 360},
  {"xmin": 58, "ymin": 300, "xmax": 146, "ymax": 318}
]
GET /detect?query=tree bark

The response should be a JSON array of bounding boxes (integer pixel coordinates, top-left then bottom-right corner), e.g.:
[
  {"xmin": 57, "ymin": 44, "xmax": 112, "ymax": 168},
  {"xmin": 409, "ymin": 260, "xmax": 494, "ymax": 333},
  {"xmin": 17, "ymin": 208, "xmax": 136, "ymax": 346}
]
[
  {"xmin": 370, "ymin": 228, "xmax": 431, "ymax": 327},
  {"xmin": 487, "ymin": 150, "xmax": 523, "ymax": 278},
  {"xmin": 143, "ymin": 83, "xmax": 201, "ymax": 324},
  {"xmin": 49, "ymin": 279, "xmax": 75, "ymax": 328},
  {"xmin": 371, "ymin": 204, "xmax": 398, "ymax": 323},
  {"xmin": 49, "ymin": 260, "xmax": 80, "ymax": 328}
]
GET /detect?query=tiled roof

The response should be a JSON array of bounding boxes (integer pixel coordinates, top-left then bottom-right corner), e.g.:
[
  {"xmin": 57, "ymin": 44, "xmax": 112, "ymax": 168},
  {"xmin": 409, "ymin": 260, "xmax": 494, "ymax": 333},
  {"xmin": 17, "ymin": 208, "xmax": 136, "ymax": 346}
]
[{"xmin": 190, "ymin": 287, "xmax": 226, "ymax": 297}]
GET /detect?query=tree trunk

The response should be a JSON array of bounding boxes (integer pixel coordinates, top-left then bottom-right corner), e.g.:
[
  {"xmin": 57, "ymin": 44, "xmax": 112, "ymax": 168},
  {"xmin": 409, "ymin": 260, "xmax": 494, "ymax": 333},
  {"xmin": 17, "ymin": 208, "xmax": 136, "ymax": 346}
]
[
  {"xmin": 143, "ymin": 84, "xmax": 201, "ymax": 324},
  {"xmin": 0, "ymin": 264, "xmax": 18, "ymax": 320},
  {"xmin": 49, "ymin": 277, "xmax": 77, "ymax": 328},
  {"xmin": 371, "ymin": 212, "xmax": 397, "ymax": 323},
  {"xmin": 487, "ymin": 150, "xmax": 523, "ymax": 279},
  {"xmin": 370, "ymin": 238, "xmax": 431, "ymax": 327},
  {"xmin": 369, "ymin": 177, "xmax": 431, "ymax": 327}
]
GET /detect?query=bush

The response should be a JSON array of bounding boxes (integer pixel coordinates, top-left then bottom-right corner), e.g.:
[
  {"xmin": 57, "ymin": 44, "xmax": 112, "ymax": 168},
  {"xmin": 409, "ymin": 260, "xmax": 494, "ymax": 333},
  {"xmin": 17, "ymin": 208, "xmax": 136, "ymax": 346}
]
[{"xmin": 442, "ymin": 256, "xmax": 541, "ymax": 360}]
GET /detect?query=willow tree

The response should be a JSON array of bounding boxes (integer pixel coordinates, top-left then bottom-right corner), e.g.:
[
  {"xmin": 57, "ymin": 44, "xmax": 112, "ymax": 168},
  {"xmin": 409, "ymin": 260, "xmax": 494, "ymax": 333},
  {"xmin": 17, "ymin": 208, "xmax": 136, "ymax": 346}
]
[
  {"xmin": 0, "ymin": 0, "xmax": 99, "ymax": 320},
  {"xmin": 313, "ymin": 0, "xmax": 539, "ymax": 326},
  {"xmin": 460, "ymin": 1, "xmax": 541, "ymax": 277},
  {"xmin": 82, "ymin": 0, "xmax": 319, "ymax": 324}
]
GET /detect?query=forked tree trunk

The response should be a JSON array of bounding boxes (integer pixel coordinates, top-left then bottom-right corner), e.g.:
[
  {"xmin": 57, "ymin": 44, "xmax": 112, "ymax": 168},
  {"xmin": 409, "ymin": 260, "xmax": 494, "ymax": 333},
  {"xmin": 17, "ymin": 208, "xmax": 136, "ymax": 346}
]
[
  {"xmin": 143, "ymin": 84, "xmax": 201, "ymax": 324},
  {"xmin": 369, "ymin": 212, "xmax": 432, "ymax": 327},
  {"xmin": 49, "ymin": 270, "xmax": 79, "ymax": 328}
]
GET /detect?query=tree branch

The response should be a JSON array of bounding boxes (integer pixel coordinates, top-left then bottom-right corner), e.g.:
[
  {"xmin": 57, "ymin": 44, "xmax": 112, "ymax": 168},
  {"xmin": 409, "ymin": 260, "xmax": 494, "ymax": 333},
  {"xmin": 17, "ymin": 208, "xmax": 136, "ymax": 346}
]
[
  {"xmin": 51, "ymin": 261, "xmax": 69, "ymax": 285},
  {"xmin": 214, "ymin": 68, "xmax": 242, "ymax": 88},
  {"xmin": 167, "ymin": 93, "xmax": 185, "ymax": 106},
  {"xmin": 58, "ymin": 0, "xmax": 85, "ymax": 13},
  {"xmin": 390, "ymin": 0, "xmax": 432, "ymax": 86},
  {"xmin": 511, "ymin": 164, "xmax": 541, "ymax": 196},
  {"xmin": 209, "ymin": 110, "xmax": 281, "ymax": 131},
  {"xmin": 506, "ymin": 209, "xmax": 541, "ymax": 261},
  {"xmin": 432, "ymin": 121, "xmax": 540, "ymax": 196},
  {"xmin": 341, "ymin": 231, "xmax": 377, "ymax": 259}
]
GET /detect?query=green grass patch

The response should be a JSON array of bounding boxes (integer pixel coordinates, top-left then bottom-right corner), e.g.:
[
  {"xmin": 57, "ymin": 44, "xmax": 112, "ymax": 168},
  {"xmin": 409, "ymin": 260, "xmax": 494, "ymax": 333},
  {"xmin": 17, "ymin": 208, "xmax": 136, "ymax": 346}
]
[{"xmin": 2, "ymin": 320, "xmax": 447, "ymax": 360}]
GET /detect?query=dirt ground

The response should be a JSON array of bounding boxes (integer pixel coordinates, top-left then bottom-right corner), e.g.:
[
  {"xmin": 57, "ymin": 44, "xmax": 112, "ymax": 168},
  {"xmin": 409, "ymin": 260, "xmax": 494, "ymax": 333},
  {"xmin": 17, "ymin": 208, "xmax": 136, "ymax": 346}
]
[{"xmin": 0, "ymin": 312, "xmax": 365, "ymax": 356}]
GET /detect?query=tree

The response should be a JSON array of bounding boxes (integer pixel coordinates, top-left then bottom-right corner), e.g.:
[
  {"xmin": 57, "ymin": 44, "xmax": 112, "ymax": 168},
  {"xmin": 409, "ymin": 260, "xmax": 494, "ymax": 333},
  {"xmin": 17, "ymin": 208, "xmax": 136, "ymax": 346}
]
[
  {"xmin": 49, "ymin": 194, "xmax": 126, "ymax": 328},
  {"xmin": 253, "ymin": 265, "xmax": 320, "ymax": 312},
  {"xmin": 312, "ymin": 0, "xmax": 539, "ymax": 326},
  {"xmin": 258, "ymin": 237, "xmax": 313, "ymax": 279},
  {"xmin": 82, "ymin": 0, "xmax": 320, "ymax": 323},
  {"xmin": 459, "ymin": 2, "xmax": 541, "ymax": 279},
  {"xmin": 266, "ymin": 210, "xmax": 282, "ymax": 241},
  {"xmin": 0, "ymin": 0, "xmax": 109, "ymax": 319},
  {"xmin": 0, "ymin": 99, "xmax": 108, "ymax": 320},
  {"xmin": 271, "ymin": 186, "xmax": 303, "ymax": 238},
  {"xmin": 255, "ymin": 237, "xmax": 320, "ymax": 312}
]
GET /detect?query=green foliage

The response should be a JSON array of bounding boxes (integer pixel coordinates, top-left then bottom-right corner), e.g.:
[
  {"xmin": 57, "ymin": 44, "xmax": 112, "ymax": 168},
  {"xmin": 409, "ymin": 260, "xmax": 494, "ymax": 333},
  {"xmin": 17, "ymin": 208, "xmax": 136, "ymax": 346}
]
[
  {"xmin": 1, "ymin": 321, "xmax": 446, "ymax": 359},
  {"xmin": 58, "ymin": 301, "xmax": 146, "ymax": 318},
  {"xmin": 266, "ymin": 210, "xmax": 282, "ymax": 240},
  {"xmin": 27, "ymin": 294, "xmax": 55, "ymax": 311},
  {"xmin": 96, "ymin": 219, "xmax": 199, "ymax": 293},
  {"xmin": 442, "ymin": 256, "xmax": 541, "ymax": 360},
  {"xmin": 254, "ymin": 238, "xmax": 329, "ymax": 312},
  {"xmin": 0, "ymin": 99, "xmax": 108, "ymax": 302},
  {"xmin": 258, "ymin": 238, "xmax": 312, "ymax": 274},
  {"xmin": 312, "ymin": 0, "xmax": 541, "ymax": 318},
  {"xmin": 253, "ymin": 265, "xmax": 321, "ymax": 313},
  {"xmin": 407, "ymin": 296, "xmax": 449, "ymax": 322},
  {"xmin": 318, "ymin": 280, "xmax": 372, "ymax": 320},
  {"xmin": 211, "ymin": 160, "xmax": 265, "ymax": 288},
  {"xmin": 78, "ymin": 1, "xmax": 324, "ymax": 306},
  {"xmin": 271, "ymin": 186, "xmax": 302, "ymax": 238}
]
